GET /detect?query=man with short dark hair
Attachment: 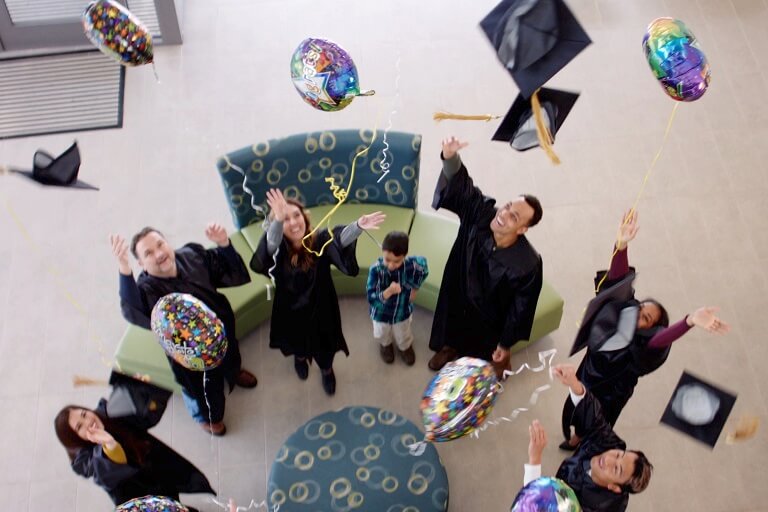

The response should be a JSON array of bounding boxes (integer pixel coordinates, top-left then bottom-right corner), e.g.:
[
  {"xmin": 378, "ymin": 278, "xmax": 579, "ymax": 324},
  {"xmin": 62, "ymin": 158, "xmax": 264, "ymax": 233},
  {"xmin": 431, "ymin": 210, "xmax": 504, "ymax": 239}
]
[
  {"xmin": 428, "ymin": 136, "xmax": 544, "ymax": 378},
  {"xmin": 529, "ymin": 364, "xmax": 653, "ymax": 511},
  {"xmin": 110, "ymin": 224, "xmax": 257, "ymax": 436}
]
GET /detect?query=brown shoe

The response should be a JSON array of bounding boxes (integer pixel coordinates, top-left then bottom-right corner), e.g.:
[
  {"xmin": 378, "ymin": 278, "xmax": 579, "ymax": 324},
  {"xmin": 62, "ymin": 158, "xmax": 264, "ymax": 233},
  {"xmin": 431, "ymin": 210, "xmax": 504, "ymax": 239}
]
[
  {"xmin": 236, "ymin": 369, "xmax": 258, "ymax": 388},
  {"xmin": 201, "ymin": 421, "xmax": 227, "ymax": 436},
  {"xmin": 428, "ymin": 346, "xmax": 457, "ymax": 371},
  {"xmin": 380, "ymin": 343, "xmax": 395, "ymax": 364},
  {"xmin": 399, "ymin": 346, "xmax": 416, "ymax": 366}
]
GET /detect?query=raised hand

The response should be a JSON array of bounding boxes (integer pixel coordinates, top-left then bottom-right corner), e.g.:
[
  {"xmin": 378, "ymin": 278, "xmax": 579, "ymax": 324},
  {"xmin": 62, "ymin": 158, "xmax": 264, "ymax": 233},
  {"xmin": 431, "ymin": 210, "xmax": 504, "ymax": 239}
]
[
  {"xmin": 441, "ymin": 136, "xmax": 469, "ymax": 160},
  {"xmin": 205, "ymin": 222, "xmax": 230, "ymax": 247},
  {"xmin": 688, "ymin": 306, "xmax": 730, "ymax": 334},
  {"xmin": 384, "ymin": 281, "xmax": 402, "ymax": 300},
  {"xmin": 109, "ymin": 234, "xmax": 132, "ymax": 276},
  {"xmin": 86, "ymin": 425, "xmax": 116, "ymax": 447},
  {"xmin": 528, "ymin": 419, "xmax": 548, "ymax": 465},
  {"xmin": 616, "ymin": 209, "xmax": 639, "ymax": 250},
  {"xmin": 358, "ymin": 211, "xmax": 386, "ymax": 230},
  {"xmin": 266, "ymin": 188, "xmax": 289, "ymax": 222},
  {"xmin": 552, "ymin": 364, "xmax": 584, "ymax": 394}
]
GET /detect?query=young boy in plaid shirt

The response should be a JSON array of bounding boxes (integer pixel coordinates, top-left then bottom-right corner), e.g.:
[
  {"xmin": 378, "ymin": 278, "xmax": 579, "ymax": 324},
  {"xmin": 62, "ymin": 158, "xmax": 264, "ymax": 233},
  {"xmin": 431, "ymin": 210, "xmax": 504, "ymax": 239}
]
[{"xmin": 366, "ymin": 231, "xmax": 429, "ymax": 365}]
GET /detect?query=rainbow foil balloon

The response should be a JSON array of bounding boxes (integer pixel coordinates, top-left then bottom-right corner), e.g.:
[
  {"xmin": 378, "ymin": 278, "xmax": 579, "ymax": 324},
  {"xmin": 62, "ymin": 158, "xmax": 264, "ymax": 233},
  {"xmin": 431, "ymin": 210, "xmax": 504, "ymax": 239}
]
[
  {"xmin": 115, "ymin": 495, "xmax": 189, "ymax": 512},
  {"xmin": 290, "ymin": 37, "xmax": 374, "ymax": 112},
  {"xmin": 151, "ymin": 293, "xmax": 227, "ymax": 371},
  {"xmin": 421, "ymin": 357, "xmax": 500, "ymax": 442},
  {"xmin": 511, "ymin": 477, "xmax": 582, "ymax": 512},
  {"xmin": 82, "ymin": 0, "xmax": 153, "ymax": 66},
  {"xmin": 643, "ymin": 17, "xmax": 710, "ymax": 101}
]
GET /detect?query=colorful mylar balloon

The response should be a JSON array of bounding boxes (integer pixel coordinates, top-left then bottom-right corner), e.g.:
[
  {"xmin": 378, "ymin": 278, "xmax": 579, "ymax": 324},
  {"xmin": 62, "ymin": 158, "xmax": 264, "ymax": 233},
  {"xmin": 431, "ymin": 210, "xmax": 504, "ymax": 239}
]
[
  {"xmin": 642, "ymin": 17, "xmax": 710, "ymax": 102},
  {"xmin": 290, "ymin": 38, "xmax": 374, "ymax": 112},
  {"xmin": 421, "ymin": 357, "xmax": 499, "ymax": 442},
  {"xmin": 151, "ymin": 293, "xmax": 227, "ymax": 371},
  {"xmin": 115, "ymin": 495, "xmax": 188, "ymax": 512},
  {"xmin": 511, "ymin": 477, "xmax": 581, "ymax": 512},
  {"xmin": 82, "ymin": 0, "xmax": 153, "ymax": 66}
]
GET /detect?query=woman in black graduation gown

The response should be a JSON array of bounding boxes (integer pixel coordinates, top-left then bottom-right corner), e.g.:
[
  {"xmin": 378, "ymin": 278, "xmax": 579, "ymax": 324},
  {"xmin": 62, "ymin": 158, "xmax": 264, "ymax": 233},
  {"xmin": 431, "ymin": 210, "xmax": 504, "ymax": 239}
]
[
  {"xmin": 561, "ymin": 210, "xmax": 729, "ymax": 449},
  {"xmin": 54, "ymin": 400, "xmax": 214, "ymax": 509},
  {"xmin": 250, "ymin": 189, "xmax": 385, "ymax": 395}
]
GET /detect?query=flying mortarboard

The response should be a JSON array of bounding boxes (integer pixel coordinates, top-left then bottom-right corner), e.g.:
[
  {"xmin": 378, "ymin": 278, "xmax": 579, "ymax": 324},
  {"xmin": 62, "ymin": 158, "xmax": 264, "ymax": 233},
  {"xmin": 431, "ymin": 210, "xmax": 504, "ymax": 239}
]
[
  {"xmin": 660, "ymin": 371, "xmax": 737, "ymax": 448},
  {"xmin": 6, "ymin": 141, "xmax": 98, "ymax": 190},
  {"xmin": 479, "ymin": 0, "xmax": 592, "ymax": 99},
  {"xmin": 106, "ymin": 371, "xmax": 173, "ymax": 429},
  {"xmin": 492, "ymin": 87, "xmax": 580, "ymax": 162}
]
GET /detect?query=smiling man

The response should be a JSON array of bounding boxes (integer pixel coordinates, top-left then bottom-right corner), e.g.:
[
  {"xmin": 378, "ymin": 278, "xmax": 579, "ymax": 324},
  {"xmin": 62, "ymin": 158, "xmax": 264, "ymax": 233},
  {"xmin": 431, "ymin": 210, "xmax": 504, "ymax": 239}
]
[
  {"xmin": 549, "ymin": 364, "xmax": 653, "ymax": 511},
  {"xmin": 427, "ymin": 136, "xmax": 543, "ymax": 378},
  {"xmin": 110, "ymin": 224, "xmax": 257, "ymax": 436}
]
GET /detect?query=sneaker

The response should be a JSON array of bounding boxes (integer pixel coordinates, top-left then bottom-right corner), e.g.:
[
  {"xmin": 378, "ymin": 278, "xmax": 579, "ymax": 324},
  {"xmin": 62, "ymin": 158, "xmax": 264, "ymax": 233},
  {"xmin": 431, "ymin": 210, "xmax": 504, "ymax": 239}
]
[
  {"xmin": 236, "ymin": 369, "xmax": 258, "ymax": 388},
  {"xmin": 380, "ymin": 343, "xmax": 395, "ymax": 364},
  {"xmin": 201, "ymin": 421, "xmax": 226, "ymax": 436},
  {"xmin": 427, "ymin": 346, "xmax": 458, "ymax": 371},
  {"xmin": 321, "ymin": 369, "xmax": 336, "ymax": 395},
  {"xmin": 399, "ymin": 346, "xmax": 416, "ymax": 366},
  {"xmin": 294, "ymin": 357, "xmax": 309, "ymax": 380}
]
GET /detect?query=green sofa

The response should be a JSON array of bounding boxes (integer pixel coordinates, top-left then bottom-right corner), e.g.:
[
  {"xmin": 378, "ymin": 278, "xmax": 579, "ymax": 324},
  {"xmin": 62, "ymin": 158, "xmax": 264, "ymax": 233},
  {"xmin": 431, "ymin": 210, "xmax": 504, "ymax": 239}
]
[{"xmin": 114, "ymin": 130, "xmax": 564, "ymax": 391}]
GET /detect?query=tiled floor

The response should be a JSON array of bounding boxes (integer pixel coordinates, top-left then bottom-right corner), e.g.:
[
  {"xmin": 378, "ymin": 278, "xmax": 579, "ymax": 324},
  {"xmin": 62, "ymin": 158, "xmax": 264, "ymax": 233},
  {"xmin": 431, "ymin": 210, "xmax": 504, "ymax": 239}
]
[{"xmin": 1, "ymin": 0, "xmax": 767, "ymax": 510}]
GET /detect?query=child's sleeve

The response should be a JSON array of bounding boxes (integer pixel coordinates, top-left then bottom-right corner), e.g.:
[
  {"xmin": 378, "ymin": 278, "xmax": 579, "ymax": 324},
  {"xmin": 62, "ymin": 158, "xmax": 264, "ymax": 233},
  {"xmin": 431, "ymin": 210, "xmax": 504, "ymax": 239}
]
[
  {"xmin": 367, "ymin": 265, "xmax": 385, "ymax": 307},
  {"xmin": 406, "ymin": 256, "xmax": 429, "ymax": 289}
]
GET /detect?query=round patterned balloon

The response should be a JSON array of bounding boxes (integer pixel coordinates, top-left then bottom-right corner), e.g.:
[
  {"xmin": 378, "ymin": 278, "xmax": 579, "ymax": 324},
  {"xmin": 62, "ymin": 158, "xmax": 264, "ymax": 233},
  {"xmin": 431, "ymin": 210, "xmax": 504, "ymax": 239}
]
[
  {"xmin": 151, "ymin": 293, "xmax": 227, "ymax": 371},
  {"xmin": 642, "ymin": 17, "xmax": 710, "ymax": 101},
  {"xmin": 421, "ymin": 357, "xmax": 500, "ymax": 442},
  {"xmin": 82, "ymin": 0, "xmax": 154, "ymax": 66},
  {"xmin": 115, "ymin": 495, "xmax": 188, "ymax": 512},
  {"xmin": 290, "ymin": 38, "xmax": 374, "ymax": 112},
  {"xmin": 511, "ymin": 477, "xmax": 581, "ymax": 512}
]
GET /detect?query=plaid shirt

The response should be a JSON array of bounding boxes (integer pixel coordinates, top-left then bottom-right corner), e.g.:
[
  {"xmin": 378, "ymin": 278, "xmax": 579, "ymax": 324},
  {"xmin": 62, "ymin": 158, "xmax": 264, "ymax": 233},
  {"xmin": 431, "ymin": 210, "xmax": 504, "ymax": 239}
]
[{"xmin": 367, "ymin": 256, "xmax": 429, "ymax": 324}]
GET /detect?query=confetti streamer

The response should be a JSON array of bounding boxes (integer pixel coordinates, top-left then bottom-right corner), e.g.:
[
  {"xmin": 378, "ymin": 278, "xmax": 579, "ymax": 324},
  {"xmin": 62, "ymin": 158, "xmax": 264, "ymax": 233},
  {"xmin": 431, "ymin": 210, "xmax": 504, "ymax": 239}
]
[{"xmin": 377, "ymin": 54, "xmax": 402, "ymax": 184}]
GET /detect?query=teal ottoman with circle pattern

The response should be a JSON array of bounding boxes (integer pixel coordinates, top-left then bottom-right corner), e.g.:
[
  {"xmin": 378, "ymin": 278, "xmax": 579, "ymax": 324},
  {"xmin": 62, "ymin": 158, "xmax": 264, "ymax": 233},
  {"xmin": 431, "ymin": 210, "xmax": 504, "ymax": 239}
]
[{"xmin": 268, "ymin": 406, "xmax": 449, "ymax": 511}]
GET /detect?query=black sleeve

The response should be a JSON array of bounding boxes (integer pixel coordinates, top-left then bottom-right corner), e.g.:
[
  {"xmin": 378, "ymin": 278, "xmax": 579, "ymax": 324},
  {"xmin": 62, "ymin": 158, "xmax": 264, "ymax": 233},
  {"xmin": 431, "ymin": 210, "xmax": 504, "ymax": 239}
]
[
  {"xmin": 500, "ymin": 263, "xmax": 543, "ymax": 348},
  {"xmin": 431, "ymin": 159, "xmax": 496, "ymax": 225},
  {"xmin": 249, "ymin": 233, "xmax": 273, "ymax": 276},
  {"xmin": 322, "ymin": 226, "xmax": 360, "ymax": 277},
  {"xmin": 71, "ymin": 445, "xmax": 139, "ymax": 491},
  {"xmin": 118, "ymin": 273, "xmax": 151, "ymax": 329},
  {"xmin": 570, "ymin": 391, "xmax": 624, "ymax": 447},
  {"xmin": 201, "ymin": 243, "xmax": 251, "ymax": 288}
]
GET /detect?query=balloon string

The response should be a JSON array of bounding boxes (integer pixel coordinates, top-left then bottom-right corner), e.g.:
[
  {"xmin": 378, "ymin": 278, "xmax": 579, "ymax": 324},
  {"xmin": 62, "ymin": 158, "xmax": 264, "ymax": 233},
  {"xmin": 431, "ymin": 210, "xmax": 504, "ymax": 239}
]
[
  {"xmin": 377, "ymin": 53, "xmax": 402, "ymax": 184},
  {"xmin": 2, "ymin": 195, "xmax": 119, "ymax": 373},
  {"xmin": 472, "ymin": 349, "xmax": 557, "ymax": 439},
  {"xmin": 593, "ymin": 101, "xmax": 679, "ymax": 295},
  {"xmin": 210, "ymin": 497, "xmax": 279, "ymax": 512},
  {"xmin": 151, "ymin": 61, "xmax": 160, "ymax": 83},
  {"xmin": 432, "ymin": 112, "xmax": 501, "ymax": 122}
]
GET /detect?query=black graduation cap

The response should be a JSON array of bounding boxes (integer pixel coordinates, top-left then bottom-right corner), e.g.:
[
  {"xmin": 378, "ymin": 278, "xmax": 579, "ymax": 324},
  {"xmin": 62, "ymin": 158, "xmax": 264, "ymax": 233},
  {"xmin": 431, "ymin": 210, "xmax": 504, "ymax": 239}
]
[
  {"xmin": 480, "ymin": 0, "xmax": 592, "ymax": 99},
  {"xmin": 9, "ymin": 141, "xmax": 98, "ymax": 190},
  {"xmin": 660, "ymin": 371, "xmax": 737, "ymax": 448},
  {"xmin": 492, "ymin": 87, "xmax": 579, "ymax": 151},
  {"xmin": 569, "ymin": 270, "xmax": 637, "ymax": 356},
  {"xmin": 106, "ymin": 371, "xmax": 173, "ymax": 429}
]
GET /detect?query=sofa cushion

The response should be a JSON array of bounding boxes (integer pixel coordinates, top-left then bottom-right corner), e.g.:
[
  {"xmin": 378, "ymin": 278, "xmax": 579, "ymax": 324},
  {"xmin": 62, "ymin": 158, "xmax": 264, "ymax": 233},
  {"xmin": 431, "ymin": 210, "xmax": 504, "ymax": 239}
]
[{"xmin": 115, "ymin": 326, "xmax": 179, "ymax": 392}]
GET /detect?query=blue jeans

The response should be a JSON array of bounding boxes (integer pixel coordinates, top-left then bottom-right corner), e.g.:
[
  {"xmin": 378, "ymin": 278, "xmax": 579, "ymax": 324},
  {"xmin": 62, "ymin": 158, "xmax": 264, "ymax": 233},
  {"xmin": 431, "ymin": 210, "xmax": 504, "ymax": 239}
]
[{"xmin": 181, "ymin": 388, "xmax": 207, "ymax": 423}]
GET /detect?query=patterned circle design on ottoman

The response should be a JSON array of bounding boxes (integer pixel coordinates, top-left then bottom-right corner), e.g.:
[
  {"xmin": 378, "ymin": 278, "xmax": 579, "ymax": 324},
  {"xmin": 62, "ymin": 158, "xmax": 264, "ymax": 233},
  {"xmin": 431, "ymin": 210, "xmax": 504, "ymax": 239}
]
[{"xmin": 269, "ymin": 406, "xmax": 449, "ymax": 511}]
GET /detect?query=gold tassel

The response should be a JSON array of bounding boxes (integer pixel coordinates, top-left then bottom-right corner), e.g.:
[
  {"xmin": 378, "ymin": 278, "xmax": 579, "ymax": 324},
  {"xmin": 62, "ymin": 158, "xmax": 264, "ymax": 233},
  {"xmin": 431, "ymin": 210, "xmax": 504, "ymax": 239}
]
[
  {"xmin": 530, "ymin": 89, "xmax": 561, "ymax": 165},
  {"xmin": 72, "ymin": 375, "xmax": 109, "ymax": 387},
  {"xmin": 433, "ymin": 112, "xmax": 501, "ymax": 122},
  {"xmin": 0, "ymin": 165, "xmax": 9, "ymax": 175},
  {"xmin": 726, "ymin": 415, "xmax": 760, "ymax": 444}
]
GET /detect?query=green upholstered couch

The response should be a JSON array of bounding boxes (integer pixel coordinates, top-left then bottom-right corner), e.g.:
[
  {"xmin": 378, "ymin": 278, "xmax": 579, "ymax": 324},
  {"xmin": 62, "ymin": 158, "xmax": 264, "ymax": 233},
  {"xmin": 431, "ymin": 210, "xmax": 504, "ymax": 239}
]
[{"xmin": 114, "ymin": 130, "xmax": 564, "ymax": 391}]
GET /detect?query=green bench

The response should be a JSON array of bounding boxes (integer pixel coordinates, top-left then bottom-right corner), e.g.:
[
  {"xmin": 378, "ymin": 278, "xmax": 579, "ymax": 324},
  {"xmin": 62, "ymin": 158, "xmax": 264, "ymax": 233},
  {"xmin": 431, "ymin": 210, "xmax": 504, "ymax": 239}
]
[{"xmin": 114, "ymin": 130, "xmax": 564, "ymax": 391}]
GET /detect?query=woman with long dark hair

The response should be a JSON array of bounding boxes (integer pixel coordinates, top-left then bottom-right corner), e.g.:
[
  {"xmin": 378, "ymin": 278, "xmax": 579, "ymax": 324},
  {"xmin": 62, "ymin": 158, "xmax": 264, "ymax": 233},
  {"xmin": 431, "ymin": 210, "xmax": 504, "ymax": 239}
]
[
  {"xmin": 250, "ymin": 188, "xmax": 385, "ymax": 395},
  {"xmin": 54, "ymin": 401, "xmax": 214, "ymax": 508},
  {"xmin": 561, "ymin": 210, "xmax": 729, "ymax": 449}
]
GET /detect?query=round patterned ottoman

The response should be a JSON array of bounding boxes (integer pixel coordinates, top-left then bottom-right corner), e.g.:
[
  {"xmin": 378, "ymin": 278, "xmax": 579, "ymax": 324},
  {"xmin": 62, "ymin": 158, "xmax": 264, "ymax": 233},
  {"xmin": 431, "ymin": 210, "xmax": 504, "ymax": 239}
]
[{"xmin": 268, "ymin": 406, "xmax": 449, "ymax": 511}]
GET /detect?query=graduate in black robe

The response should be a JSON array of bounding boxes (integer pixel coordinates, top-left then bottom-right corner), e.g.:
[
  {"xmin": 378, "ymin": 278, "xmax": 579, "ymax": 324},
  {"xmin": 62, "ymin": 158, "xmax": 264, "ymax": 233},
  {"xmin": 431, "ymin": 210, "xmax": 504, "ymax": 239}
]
[
  {"xmin": 111, "ymin": 223, "xmax": 257, "ymax": 435},
  {"xmin": 55, "ymin": 393, "xmax": 213, "ymax": 509},
  {"xmin": 561, "ymin": 211, "xmax": 729, "ymax": 446},
  {"xmin": 249, "ymin": 189, "xmax": 386, "ymax": 395},
  {"xmin": 552, "ymin": 364, "xmax": 654, "ymax": 512},
  {"xmin": 427, "ymin": 137, "xmax": 544, "ymax": 378}
]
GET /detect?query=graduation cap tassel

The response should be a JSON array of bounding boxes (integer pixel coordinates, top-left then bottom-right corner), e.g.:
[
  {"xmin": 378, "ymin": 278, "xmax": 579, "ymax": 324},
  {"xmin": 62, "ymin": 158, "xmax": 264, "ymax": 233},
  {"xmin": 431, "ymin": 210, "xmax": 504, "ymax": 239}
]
[
  {"xmin": 530, "ymin": 90, "xmax": 561, "ymax": 165},
  {"xmin": 72, "ymin": 375, "xmax": 109, "ymax": 387},
  {"xmin": 433, "ymin": 112, "xmax": 502, "ymax": 122}
]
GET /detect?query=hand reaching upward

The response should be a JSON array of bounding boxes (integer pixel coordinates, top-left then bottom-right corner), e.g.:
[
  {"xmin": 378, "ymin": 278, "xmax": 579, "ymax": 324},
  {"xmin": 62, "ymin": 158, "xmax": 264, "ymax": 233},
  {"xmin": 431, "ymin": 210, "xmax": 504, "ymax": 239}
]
[{"xmin": 616, "ymin": 209, "xmax": 639, "ymax": 250}]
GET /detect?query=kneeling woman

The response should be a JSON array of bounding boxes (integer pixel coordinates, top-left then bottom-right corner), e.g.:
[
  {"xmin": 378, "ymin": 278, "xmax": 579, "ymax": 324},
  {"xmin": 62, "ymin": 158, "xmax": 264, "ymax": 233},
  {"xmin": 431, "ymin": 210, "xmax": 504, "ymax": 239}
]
[
  {"xmin": 54, "ymin": 401, "xmax": 214, "ymax": 508},
  {"xmin": 561, "ymin": 210, "xmax": 729, "ymax": 449},
  {"xmin": 251, "ymin": 188, "xmax": 385, "ymax": 395}
]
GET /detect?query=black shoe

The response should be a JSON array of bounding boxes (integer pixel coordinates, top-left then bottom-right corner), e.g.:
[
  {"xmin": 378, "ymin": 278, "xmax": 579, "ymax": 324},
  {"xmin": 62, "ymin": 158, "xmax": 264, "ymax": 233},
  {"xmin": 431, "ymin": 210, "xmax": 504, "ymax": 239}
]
[
  {"xmin": 294, "ymin": 357, "xmax": 309, "ymax": 380},
  {"xmin": 399, "ymin": 346, "xmax": 416, "ymax": 366},
  {"xmin": 321, "ymin": 369, "xmax": 336, "ymax": 395},
  {"xmin": 380, "ymin": 343, "xmax": 395, "ymax": 364}
]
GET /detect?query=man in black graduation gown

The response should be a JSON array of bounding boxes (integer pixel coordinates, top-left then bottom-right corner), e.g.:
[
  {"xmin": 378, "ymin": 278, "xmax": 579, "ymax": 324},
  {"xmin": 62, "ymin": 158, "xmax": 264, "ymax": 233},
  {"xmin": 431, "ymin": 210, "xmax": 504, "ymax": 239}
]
[
  {"xmin": 428, "ymin": 136, "xmax": 543, "ymax": 378},
  {"xmin": 552, "ymin": 364, "xmax": 654, "ymax": 512},
  {"xmin": 110, "ymin": 224, "xmax": 257, "ymax": 435}
]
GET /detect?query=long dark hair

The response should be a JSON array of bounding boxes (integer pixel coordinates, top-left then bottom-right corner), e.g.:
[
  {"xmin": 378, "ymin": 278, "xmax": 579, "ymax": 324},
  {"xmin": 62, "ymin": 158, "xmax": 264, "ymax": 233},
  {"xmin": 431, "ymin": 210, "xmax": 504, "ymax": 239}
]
[
  {"xmin": 54, "ymin": 405, "xmax": 149, "ymax": 465},
  {"xmin": 282, "ymin": 198, "xmax": 316, "ymax": 271}
]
